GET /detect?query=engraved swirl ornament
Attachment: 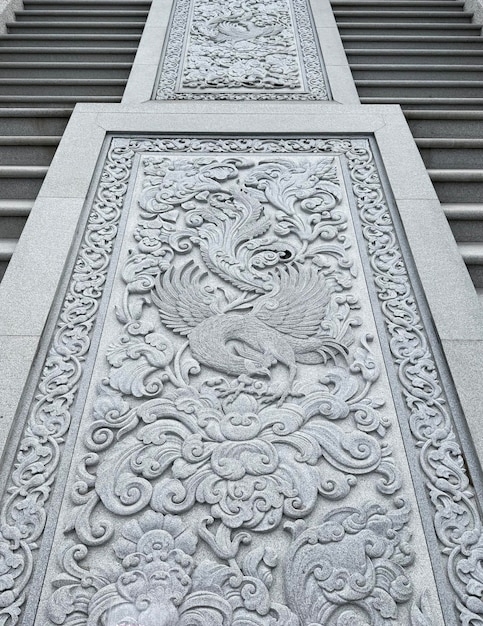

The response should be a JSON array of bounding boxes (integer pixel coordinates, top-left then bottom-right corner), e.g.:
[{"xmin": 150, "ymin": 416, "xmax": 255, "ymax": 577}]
[
  {"xmin": 155, "ymin": 0, "xmax": 330, "ymax": 100},
  {"xmin": 0, "ymin": 137, "xmax": 481, "ymax": 625}
]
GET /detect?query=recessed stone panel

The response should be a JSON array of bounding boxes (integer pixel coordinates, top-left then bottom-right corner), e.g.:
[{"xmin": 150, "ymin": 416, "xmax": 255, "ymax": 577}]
[
  {"xmin": 1, "ymin": 136, "xmax": 482, "ymax": 626},
  {"xmin": 154, "ymin": 0, "xmax": 330, "ymax": 100}
]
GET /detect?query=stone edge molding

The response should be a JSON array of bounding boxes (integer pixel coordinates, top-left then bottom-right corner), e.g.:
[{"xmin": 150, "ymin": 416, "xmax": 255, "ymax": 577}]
[
  {"xmin": 0, "ymin": 135, "xmax": 482, "ymax": 625},
  {"xmin": 154, "ymin": 0, "xmax": 331, "ymax": 101}
]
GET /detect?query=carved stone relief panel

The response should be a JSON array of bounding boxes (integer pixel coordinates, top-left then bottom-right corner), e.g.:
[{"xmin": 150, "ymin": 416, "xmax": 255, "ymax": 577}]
[
  {"xmin": 155, "ymin": 0, "xmax": 330, "ymax": 100},
  {"xmin": 1, "ymin": 137, "xmax": 482, "ymax": 626}
]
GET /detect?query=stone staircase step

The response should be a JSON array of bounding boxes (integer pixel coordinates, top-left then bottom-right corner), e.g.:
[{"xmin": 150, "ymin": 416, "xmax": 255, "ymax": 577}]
[
  {"xmin": 0, "ymin": 78, "xmax": 126, "ymax": 97},
  {"xmin": 338, "ymin": 23, "xmax": 482, "ymax": 37},
  {"xmin": 0, "ymin": 198, "xmax": 34, "ymax": 216},
  {"xmin": 0, "ymin": 108, "xmax": 71, "ymax": 134},
  {"xmin": 16, "ymin": 10, "xmax": 149, "ymax": 21},
  {"xmin": 405, "ymin": 110, "xmax": 483, "ymax": 137},
  {"xmin": 331, "ymin": 0, "xmax": 466, "ymax": 8},
  {"xmin": 429, "ymin": 169, "xmax": 483, "ymax": 203},
  {"xmin": 0, "ymin": 96, "xmax": 120, "ymax": 106},
  {"xmin": 416, "ymin": 138, "xmax": 483, "ymax": 168},
  {"xmin": 347, "ymin": 49, "xmax": 483, "ymax": 64},
  {"xmin": 356, "ymin": 79, "xmax": 483, "ymax": 97},
  {"xmin": 7, "ymin": 21, "xmax": 145, "ymax": 35},
  {"xmin": 0, "ymin": 0, "xmax": 150, "ymax": 282},
  {"xmin": 334, "ymin": 11, "xmax": 471, "ymax": 23},
  {"xmin": 341, "ymin": 35, "xmax": 483, "ymax": 49},
  {"xmin": 0, "ymin": 135, "xmax": 61, "ymax": 165},
  {"xmin": 23, "ymin": 0, "xmax": 150, "ymax": 7},
  {"xmin": 361, "ymin": 97, "xmax": 483, "ymax": 110},
  {"xmin": 333, "ymin": 0, "xmax": 483, "ymax": 294},
  {"xmin": 352, "ymin": 65, "xmax": 483, "ymax": 80},
  {"xmin": 0, "ymin": 34, "xmax": 142, "ymax": 47},
  {"xmin": 0, "ymin": 238, "xmax": 16, "ymax": 280},
  {"xmin": 443, "ymin": 203, "xmax": 483, "ymax": 242},
  {"xmin": 0, "ymin": 47, "xmax": 138, "ymax": 62},
  {"xmin": 0, "ymin": 238, "xmax": 16, "ymax": 260},
  {"xmin": 458, "ymin": 242, "xmax": 483, "ymax": 286},
  {"xmin": 0, "ymin": 62, "xmax": 132, "ymax": 79},
  {"xmin": 0, "ymin": 199, "xmax": 33, "ymax": 238}
]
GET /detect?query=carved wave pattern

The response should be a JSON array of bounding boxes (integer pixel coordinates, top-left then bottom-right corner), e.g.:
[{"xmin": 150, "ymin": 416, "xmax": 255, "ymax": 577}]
[
  {"xmin": 0, "ymin": 137, "xmax": 480, "ymax": 626},
  {"xmin": 155, "ymin": 0, "xmax": 330, "ymax": 100}
]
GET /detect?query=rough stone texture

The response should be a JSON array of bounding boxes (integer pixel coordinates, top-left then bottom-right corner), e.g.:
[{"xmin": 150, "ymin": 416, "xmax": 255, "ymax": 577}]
[
  {"xmin": 0, "ymin": 0, "xmax": 21, "ymax": 34},
  {"xmin": 466, "ymin": 0, "xmax": 483, "ymax": 24}
]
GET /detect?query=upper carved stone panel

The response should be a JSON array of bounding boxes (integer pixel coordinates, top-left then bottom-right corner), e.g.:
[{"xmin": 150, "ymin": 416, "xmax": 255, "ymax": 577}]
[{"xmin": 155, "ymin": 0, "xmax": 330, "ymax": 100}]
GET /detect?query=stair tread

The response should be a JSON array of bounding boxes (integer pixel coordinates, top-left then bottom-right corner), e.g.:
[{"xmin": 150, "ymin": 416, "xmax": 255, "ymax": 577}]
[
  {"xmin": 457, "ymin": 242, "xmax": 483, "ymax": 262},
  {"xmin": 429, "ymin": 169, "xmax": 483, "ymax": 180},
  {"xmin": 352, "ymin": 64, "xmax": 483, "ymax": 69},
  {"xmin": 0, "ymin": 78, "xmax": 125, "ymax": 84},
  {"xmin": 0, "ymin": 199, "xmax": 34, "ymax": 216},
  {"xmin": 0, "ymin": 135, "xmax": 61, "ymax": 144},
  {"xmin": 0, "ymin": 165, "xmax": 49, "ymax": 175},
  {"xmin": 0, "ymin": 62, "xmax": 132, "ymax": 68},
  {"xmin": 356, "ymin": 79, "xmax": 483, "ymax": 85},
  {"xmin": 404, "ymin": 110, "xmax": 483, "ymax": 118},
  {"xmin": 416, "ymin": 138, "xmax": 483, "ymax": 147},
  {"xmin": 443, "ymin": 203, "xmax": 483, "ymax": 219},
  {"xmin": 7, "ymin": 20, "xmax": 146, "ymax": 26},
  {"xmin": 0, "ymin": 239, "xmax": 17, "ymax": 259}
]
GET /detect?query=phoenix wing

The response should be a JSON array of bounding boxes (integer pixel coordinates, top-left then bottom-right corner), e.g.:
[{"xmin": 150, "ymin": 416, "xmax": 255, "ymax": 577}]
[
  {"xmin": 253, "ymin": 264, "xmax": 332, "ymax": 339},
  {"xmin": 152, "ymin": 261, "xmax": 224, "ymax": 336}
]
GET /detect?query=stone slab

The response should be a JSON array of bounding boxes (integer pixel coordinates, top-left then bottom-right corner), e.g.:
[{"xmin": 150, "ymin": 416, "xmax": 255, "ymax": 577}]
[
  {"xmin": 0, "ymin": 106, "xmax": 482, "ymax": 626},
  {"xmin": 0, "ymin": 107, "xmax": 482, "ymax": 625}
]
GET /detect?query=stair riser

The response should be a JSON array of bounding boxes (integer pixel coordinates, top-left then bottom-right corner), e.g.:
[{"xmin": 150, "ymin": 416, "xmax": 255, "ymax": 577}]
[
  {"xmin": 419, "ymin": 147, "xmax": 483, "ymax": 168},
  {"xmin": 0, "ymin": 83, "xmax": 125, "ymax": 96},
  {"xmin": 335, "ymin": 14, "xmax": 472, "ymax": 23},
  {"xmin": 353, "ymin": 69, "xmax": 483, "ymax": 80},
  {"xmin": 343, "ymin": 38, "xmax": 483, "ymax": 49},
  {"xmin": 16, "ymin": 12, "xmax": 149, "ymax": 22},
  {"xmin": 0, "ymin": 50, "xmax": 137, "ymax": 62},
  {"xmin": 0, "ymin": 115, "xmax": 69, "ymax": 135},
  {"xmin": 347, "ymin": 52, "xmax": 483, "ymax": 64},
  {"xmin": 448, "ymin": 220, "xmax": 483, "ymax": 242},
  {"xmin": 408, "ymin": 119, "xmax": 483, "ymax": 138},
  {"xmin": 0, "ymin": 37, "xmax": 141, "ymax": 47},
  {"xmin": 22, "ymin": 1, "xmax": 151, "ymax": 9},
  {"xmin": 338, "ymin": 26, "xmax": 481, "ymax": 36},
  {"xmin": 0, "ymin": 178, "xmax": 43, "ymax": 199},
  {"xmin": 0, "ymin": 144, "xmax": 58, "ymax": 166},
  {"xmin": 432, "ymin": 181, "xmax": 483, "ymax": 203},
  {"xmin": 358, "ymin": 85, "xmax": 483, "ymax": 97},
  {"xmin": 361, "ymin": 98, "xmax": 483, "ymax": 111},
  {"xmin": 0, "ymin": 97, "xmax": 119, "ymax": 106},
  {"xmin": 0, "ymin": 67, "xmax": 131, "ymax": 79},
  {"xmin": 331, "ymin": 2, "xmax": 467, "ymax": 11},
  {"xmin": 466, "ymin": 265, "xmax": 483, "ymax": 288},
  {"xmin": 0, "ymin": 262, "xmax": 8, "ymax": 282},
  {"xmin": 7, "ymin": 25, "xmax": 145, "ymax": 35},
  {"xmin": 0, "ymin": 216, "xmax": 27, "ymax": 238}
]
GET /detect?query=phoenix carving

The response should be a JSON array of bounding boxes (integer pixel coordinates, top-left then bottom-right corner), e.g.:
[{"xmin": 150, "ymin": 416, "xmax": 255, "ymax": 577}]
[{"xmin": 153, "ymin": 260, "xmax": 348, "ymax": 401}]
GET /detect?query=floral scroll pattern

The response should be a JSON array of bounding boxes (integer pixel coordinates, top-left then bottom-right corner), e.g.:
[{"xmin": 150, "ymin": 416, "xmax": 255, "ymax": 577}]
[
  {"xmin": 48, "ymin": 152, "xmax": 413, "ymax": 624},
  {"xmin": 0, "ymin": 137, "xmax": 481, "ymax": 626},
  {"xmin": 155, "ymin": 0, "xmax": 330, "ymax": 100}
]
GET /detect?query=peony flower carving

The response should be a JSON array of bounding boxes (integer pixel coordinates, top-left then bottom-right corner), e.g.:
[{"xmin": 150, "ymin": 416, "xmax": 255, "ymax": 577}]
[{"xmin": 94, "ymin": 382, "xmax": 386, "ymax": 533}]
